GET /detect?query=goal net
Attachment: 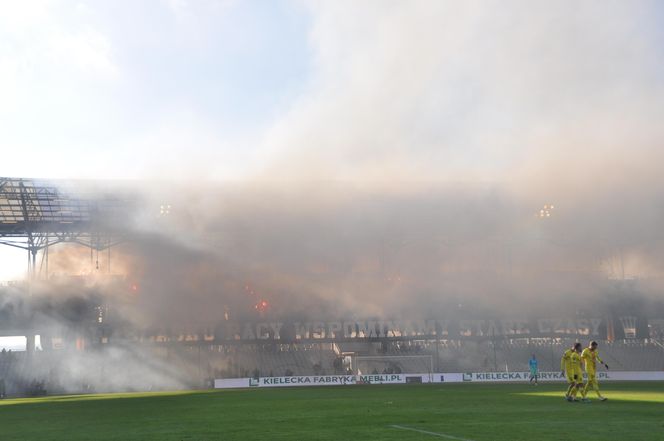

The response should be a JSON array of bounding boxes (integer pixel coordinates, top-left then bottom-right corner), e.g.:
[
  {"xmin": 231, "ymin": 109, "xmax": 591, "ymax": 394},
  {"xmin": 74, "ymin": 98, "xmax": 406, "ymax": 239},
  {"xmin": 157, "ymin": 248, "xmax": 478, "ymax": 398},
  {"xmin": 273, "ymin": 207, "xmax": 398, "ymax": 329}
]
[{"xmin": 352, "ymin": 355, "xmax": 434, "ymax": 380}]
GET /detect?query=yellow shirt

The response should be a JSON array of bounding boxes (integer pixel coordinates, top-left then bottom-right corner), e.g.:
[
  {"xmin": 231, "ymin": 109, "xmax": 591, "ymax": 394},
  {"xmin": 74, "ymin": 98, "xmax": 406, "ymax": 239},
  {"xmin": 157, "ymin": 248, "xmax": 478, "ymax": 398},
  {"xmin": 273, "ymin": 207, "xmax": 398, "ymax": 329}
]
[
  {"xmin": 581, "ymin": 348, "xmax": 604, "ymax": 373},
  {"xmin": 570, "ymin": 351, "xmax": 582, "ymax": 374},
  {"xmin": 560, "ymin": 349, "xmax": 574, "ymax": 372}
]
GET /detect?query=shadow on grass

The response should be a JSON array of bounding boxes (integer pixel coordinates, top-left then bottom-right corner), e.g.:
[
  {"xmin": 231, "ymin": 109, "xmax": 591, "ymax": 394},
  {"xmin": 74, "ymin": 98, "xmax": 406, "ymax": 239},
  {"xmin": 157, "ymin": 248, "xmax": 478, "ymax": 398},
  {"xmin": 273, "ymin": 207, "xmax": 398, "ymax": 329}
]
[{"xmin": 0, "ymin": 389, "xmax": 223, "ymax": 407}]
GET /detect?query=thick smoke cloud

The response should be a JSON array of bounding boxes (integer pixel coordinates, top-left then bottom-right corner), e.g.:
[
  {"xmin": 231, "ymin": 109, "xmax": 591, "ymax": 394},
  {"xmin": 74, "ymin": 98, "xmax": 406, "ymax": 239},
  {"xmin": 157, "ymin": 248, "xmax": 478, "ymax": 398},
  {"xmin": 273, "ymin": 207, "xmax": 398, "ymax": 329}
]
[
  {"xmin": 236, "ymin": 0, "xmax": 664, "ymax": 317},
  {"xmin": 36, "ymin": 178, "xmax": 663, "ymax": 330},
  {"xmin": 7, "ymin": 1, "xmax": 664, "ymax": 325},
  {"xmin": 260, "ymin": 1, "xmax": 664, "ymax": 183}
]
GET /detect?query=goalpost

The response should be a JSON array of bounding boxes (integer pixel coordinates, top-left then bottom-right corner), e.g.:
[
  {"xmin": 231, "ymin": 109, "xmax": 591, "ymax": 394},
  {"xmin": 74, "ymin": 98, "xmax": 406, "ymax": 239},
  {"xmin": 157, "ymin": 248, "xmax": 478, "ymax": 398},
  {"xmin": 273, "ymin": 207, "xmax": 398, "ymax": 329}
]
[{"xmin": 352, "ymin": 355, "xmax": 434, "ymax": 382}]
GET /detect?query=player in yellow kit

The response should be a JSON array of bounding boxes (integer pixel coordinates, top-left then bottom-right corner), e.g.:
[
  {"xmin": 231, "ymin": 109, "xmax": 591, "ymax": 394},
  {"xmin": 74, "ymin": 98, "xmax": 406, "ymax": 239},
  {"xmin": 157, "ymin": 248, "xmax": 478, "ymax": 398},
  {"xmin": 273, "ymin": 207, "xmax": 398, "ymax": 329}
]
[
  {"xmin": 560, "ymin": 342, "xmax": 583, "ymax": 401},
  {"xmin": 581, "ymin": 341, "xmax": 609, "ymax": 402}
]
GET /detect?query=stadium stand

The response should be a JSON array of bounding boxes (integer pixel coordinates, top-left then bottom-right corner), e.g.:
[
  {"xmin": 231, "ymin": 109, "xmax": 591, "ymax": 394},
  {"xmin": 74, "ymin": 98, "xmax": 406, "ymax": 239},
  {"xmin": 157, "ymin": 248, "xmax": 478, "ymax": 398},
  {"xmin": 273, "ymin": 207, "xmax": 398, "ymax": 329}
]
[
  {"xmin": 203, "ymin": 339, "xmax": 664, "ymax": 378},
  {"xmin": 1, "ymin": 338, "xmax": 662, "ymax": 397}
]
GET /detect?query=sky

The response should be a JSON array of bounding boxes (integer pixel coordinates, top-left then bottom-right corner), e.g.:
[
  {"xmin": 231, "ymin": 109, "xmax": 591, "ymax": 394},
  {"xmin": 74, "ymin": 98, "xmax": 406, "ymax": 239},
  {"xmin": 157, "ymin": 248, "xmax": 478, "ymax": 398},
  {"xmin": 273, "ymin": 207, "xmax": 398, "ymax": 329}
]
[
  {"xmin": 1, "ymin": 0, "xmax": 311, "ymax": 180},
  {"xmin": 2, "ymin": 0, "xmax": 664, "ymax": 283}
]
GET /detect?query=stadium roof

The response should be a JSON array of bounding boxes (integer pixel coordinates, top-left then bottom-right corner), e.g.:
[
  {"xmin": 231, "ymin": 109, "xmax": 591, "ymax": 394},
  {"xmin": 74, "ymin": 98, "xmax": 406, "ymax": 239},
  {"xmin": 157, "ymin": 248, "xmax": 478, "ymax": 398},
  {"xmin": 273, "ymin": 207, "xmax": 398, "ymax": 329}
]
[{"xmin": 0, "ymin": 177, "xmax": 133, "ymax": 249}]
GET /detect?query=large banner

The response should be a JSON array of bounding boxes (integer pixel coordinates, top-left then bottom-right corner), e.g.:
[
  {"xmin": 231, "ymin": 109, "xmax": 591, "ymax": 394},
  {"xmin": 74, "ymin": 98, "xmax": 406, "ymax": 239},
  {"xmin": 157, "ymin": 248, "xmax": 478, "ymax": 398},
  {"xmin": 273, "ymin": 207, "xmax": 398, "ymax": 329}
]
[
  {"xmin": 215, "ymin": 374, "xmax": 408, "ymax": 389},
  {"xmin": 157, "ymin": 315, "xmax": 661, "ymax": 344},
  {"xmin": 214, "ymin": 371, "xmax": 664, "ymax": 389},
  {"xmin": 211, "ymin": 317, "xmax": 612, "ymax": 343},
  {"xmin": 440, "ymin": 371, "xmax": 664, "ymax": 383}
]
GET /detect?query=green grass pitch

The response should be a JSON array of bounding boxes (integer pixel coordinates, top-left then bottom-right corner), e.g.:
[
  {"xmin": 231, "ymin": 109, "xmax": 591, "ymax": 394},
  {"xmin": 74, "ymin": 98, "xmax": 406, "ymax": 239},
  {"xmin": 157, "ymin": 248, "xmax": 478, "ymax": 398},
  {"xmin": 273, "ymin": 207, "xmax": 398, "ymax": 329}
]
[{"xmin": 2, "ymin": 382, "xmax": 663, "ymax": 440}]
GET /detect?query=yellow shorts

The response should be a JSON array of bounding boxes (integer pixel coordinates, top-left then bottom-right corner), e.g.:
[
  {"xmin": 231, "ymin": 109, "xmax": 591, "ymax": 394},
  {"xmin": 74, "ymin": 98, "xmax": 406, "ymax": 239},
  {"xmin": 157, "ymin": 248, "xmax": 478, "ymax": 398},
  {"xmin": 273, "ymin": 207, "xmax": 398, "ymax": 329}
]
[
  {"xmin": 586, "ymin": 371, "xmax": 596, "ymax": 382},
  {"xmin": 567, "ymin": 369, "xmax": 582, "ymax": 383}
]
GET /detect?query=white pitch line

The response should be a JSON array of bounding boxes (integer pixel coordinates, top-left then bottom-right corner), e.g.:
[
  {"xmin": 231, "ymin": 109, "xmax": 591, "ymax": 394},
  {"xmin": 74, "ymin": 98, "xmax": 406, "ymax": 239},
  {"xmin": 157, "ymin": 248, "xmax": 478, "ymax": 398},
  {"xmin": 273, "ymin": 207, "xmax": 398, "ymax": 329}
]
[{"xmin": 389, "ymin": 424, "xmax": 478, "ymax": 441}]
